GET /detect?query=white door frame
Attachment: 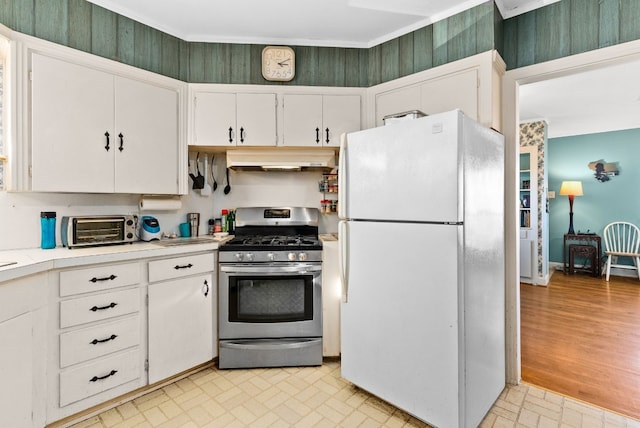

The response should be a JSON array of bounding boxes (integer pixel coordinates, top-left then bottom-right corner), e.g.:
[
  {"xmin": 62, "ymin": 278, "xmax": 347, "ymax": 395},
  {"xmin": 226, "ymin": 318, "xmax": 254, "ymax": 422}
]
[{"xmin": 502, "ymin": 38, "xmax": 640, "ymax": 384}]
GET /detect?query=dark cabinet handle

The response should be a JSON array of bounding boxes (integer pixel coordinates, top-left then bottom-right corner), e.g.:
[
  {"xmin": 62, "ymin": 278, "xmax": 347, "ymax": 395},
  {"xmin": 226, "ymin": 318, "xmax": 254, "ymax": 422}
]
[
  {"xmin": 90, "ymin": 334, "xmax": 117, "ymax": 345},
  {"xmin": 89, "ymin": 274, "xmax": 117, "ymax": 283},
  {"xmin": 118, "ymin": 133, "xmax": 124, "ymax": 152},
  {"xmin": 89, "ymin": 370, "xmax": 118, "ymax": 382},
  {"xmin": 90, "ymin": 302, "xmax": 117, "ymax": 312},
  {"xmin": 325, "ymin": 128, "xmax": 330, "ymax": 144},
  {"xmin": 315, "ymin": 127, "xmax": 320, "ymax": 143},
  {"xmin": 228, "ymin": 127, "xmax": 233, "ymax": 143},
  {"xmin": 104, "ymin": 131, "xmax": 110, "ymax": 151},
  {"xmin": 203, "ymin": 279, "xmax": 209, "ymax": 297},
  {"xmin": 174, "ymin": 263, "xmax": 193, "ymax": 270},
  {"xmin": 240, "ymin": 127, "xmax": 245, "ymax": 143}
]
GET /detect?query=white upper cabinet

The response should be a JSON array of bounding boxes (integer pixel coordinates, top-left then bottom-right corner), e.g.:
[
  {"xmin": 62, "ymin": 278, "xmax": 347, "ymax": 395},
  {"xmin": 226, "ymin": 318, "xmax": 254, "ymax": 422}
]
[
  {"xmin": 30, "ymin": 53, "xmax": 181, "ymax": 194},
  {"xmin": 192, "ymin": 92, "xmax": 277, "ymax": 146},
  {"xmin": 283, "ymin": 94, "xmax": 361, "ymax": 147}
]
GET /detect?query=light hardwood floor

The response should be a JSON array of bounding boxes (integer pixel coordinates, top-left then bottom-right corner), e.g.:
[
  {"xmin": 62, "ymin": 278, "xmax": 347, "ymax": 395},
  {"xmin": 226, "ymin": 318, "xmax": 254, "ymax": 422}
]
[{"xmin": 521, "ymin": 270, "xmax": 640, "ymax": 420}]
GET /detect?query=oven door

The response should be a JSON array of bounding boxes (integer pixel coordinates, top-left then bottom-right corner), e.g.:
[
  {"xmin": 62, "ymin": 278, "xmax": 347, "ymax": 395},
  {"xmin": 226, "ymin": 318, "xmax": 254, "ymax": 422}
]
[{"xmin": 218, "ymin": 263, "xmax": 322, "ymax": 340}]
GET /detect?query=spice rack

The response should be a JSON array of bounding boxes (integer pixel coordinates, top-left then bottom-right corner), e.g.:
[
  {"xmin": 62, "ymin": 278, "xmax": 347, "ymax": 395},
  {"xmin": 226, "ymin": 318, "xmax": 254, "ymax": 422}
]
[{"xmin": 319, "ymin": 173, "xmax": 338, "ymax": 214}]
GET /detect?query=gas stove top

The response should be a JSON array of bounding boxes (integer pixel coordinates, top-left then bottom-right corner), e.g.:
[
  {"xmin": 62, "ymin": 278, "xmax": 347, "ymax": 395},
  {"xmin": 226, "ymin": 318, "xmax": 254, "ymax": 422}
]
[{"xmin": 219, "ymin": 207, "xmax": 322, "ymax": 261}]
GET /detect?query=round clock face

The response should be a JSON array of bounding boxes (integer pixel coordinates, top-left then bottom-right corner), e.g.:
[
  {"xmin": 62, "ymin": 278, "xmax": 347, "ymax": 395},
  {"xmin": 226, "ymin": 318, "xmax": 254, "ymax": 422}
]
[{"xmin": 262, "ymin": 46, "xmax": 295, "ymax": 82}]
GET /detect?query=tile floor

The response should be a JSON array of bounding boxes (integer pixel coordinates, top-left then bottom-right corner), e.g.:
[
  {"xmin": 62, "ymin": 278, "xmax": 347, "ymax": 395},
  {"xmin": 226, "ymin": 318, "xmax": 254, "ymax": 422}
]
[{"xmin": 67, "ymin": 360, "xmax": 640, "ymax": 428}]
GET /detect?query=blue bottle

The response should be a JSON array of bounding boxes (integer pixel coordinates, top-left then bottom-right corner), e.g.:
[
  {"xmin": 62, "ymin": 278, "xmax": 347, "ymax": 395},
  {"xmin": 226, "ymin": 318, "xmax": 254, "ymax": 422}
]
[{"xmin": 40, "ymin": 211, "xmax": 56, "ymax": 249}]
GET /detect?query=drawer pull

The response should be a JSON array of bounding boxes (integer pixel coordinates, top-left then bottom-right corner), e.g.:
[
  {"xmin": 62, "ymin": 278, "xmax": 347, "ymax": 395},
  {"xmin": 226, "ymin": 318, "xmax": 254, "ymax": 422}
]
[
  {"xmin": 90, "ymin": 302, "xmax": 118, "ymax": 312},
  {"xmin": 90, "ymin": 334, "xmax": 118, "ymax": 345},
  {"xmin": 174, "ymin": 263, "xmax": 193, "ymax": 270},
  {"xmin": 203, "ymin": 279, "xmax": 209, "ymax": 297},
  {"xmin": 89, "ymin": 369, "xmax": 118, "ymax": 382},
  {"xmin": 89, "ymin": 274, "xmax": 117, "ymax": 283}
]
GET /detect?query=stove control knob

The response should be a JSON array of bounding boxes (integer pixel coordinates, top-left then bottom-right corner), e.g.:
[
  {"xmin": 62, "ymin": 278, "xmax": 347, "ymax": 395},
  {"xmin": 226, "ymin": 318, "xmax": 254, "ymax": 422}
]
[
  {"xmin": 288, "ymin": 252, "xmax": 297, "ymax": 261},
  {"xmin": 245, "ymin": 253, "xmax": 254, "ymax": 262},
  {"xmin": 235, "ymin": 253, "xmax": 243, "ymax": 261},
  {"xmin": 298, "ymin": 252, "xmax": 308, "ymax": 261},
  {"xmin": 267, "ymin": 252, "xmax": 276, "ymax": 261}
]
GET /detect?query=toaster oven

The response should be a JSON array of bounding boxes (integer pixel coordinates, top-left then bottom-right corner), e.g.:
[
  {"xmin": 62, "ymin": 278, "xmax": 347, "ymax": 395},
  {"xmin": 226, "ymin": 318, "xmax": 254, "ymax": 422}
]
[{"xmin": 61, "ymin": 215, "xmax": 137, "ymax": 248}]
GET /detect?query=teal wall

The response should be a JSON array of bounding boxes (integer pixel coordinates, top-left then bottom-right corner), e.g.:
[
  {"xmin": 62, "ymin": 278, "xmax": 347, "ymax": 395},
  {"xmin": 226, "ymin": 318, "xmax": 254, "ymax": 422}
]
[
  {"xmin": 548, "ymin": 128, "xmax": 640, "ymax": 263},
  {"xmin": 502, "ymin": 0, "xmax": 640, "ymax": 70},
  {"xmin": 0, "ymin": 0, "xmax": 496, "ymax": 86}
]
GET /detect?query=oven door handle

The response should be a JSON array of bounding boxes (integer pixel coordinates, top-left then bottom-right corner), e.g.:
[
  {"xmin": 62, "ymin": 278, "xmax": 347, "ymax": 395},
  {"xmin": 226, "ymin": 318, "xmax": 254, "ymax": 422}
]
[{"xmin": 220, "ymin": 264, "xmax": 322, "ymax": 274}]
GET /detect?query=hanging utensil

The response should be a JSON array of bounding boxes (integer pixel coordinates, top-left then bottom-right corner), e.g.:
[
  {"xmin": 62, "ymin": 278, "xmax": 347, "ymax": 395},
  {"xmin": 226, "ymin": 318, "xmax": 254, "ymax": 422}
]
[
  {"xmin": 224, "ymin": 167, "xmax": 231, "ymax": 194},
  {"xmin": 211, "ymin": 154, "xmax": 218, "ymax": 192},
  {"xmin": 191, "ymin": 153, "xmax": 205, "ymax": 190},
  {"xmin": 201, "ymin": 155, "xmax": 212, "ymax": 196}
]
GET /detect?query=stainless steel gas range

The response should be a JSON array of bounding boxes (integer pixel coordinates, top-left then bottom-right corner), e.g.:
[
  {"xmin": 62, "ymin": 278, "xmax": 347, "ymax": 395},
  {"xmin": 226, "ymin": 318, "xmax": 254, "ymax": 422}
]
[{"xmin": 217, "ymin": 207, "xmax": 323, "ymax": 369}]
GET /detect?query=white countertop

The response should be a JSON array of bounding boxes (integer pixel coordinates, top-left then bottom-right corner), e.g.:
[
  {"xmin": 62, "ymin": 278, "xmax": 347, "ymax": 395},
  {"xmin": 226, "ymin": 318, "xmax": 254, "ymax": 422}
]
[{"xmin": 0, "ymin": 236, "xmax": 230, "ymax": 284}]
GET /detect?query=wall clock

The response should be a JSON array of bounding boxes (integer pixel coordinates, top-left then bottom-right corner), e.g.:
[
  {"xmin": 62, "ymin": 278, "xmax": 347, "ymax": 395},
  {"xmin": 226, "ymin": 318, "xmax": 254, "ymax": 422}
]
[{"xmin": 261, "ymin": 46, "xmax": 295, "ymax": 82}]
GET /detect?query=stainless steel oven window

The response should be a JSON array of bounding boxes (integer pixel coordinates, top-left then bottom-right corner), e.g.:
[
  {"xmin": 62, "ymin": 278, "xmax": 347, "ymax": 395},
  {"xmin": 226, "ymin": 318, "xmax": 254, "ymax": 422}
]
[{"xmin": 229, "ymin": 275, "xmax": 314, "ymax": 323}]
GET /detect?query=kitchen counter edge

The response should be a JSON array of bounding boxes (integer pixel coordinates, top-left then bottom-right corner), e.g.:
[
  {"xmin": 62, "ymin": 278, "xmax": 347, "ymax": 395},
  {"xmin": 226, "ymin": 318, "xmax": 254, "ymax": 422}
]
[{"xmin": 0, "ymin": 239, "xmax": 226, "ymax": 284}]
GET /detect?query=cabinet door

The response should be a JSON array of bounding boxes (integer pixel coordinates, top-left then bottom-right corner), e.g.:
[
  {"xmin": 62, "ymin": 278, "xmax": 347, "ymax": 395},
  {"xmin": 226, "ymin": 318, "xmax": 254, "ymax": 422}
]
[
  {"xmin": 283, "ymin": 94, "xmax": 323, "ymax": 146},
  {"xmin": 148, "ymin": 273, "xmax": 215, "ymax": 383},
  {"xmin": 114, "ymin": 77, "xmax": 180, "ymax": 194},
  {"xmin": 322, "ymin": 95, "xmax": 361, "ymax": 147},
  {"xmin": 375, "ymin": 85, "xmax": 421, "ymax": 126},
  {"xmin": 0, "ymin": 312, "xmax": 34, "ymax": 428},
  {"xmin": 193, "ymin": 92, "xmax": 236, "ymax": 146},
  {"xmin": 31, "ymin": 54, "xmax": 115, "ymax": 192},
  {"xmin": 236, "ymin": 93, "xmax": 277, "ymax": 146},
  {"xmin": 420, "ymin": 69, "xmax": 478, "ymax": 120}
]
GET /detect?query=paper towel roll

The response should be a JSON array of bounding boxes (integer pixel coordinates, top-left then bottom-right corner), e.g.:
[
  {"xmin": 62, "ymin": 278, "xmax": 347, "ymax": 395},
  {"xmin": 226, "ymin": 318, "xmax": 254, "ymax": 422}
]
[{"xmin": 139, "ymin": 196, "xmax": 182, "ymax": 211}]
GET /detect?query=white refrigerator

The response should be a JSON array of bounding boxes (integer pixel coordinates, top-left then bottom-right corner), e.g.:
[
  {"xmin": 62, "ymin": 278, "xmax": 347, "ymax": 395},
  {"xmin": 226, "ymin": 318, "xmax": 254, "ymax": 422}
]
[{"xmin": 338, "ymin": 110, "xmax": 505, "ymax": 428}]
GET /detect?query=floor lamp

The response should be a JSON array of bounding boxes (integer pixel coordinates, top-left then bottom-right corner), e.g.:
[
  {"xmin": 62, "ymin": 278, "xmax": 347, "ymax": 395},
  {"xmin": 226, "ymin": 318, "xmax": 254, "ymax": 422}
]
[{"xmin": 559, "ymin": 181, "xmax": 583, "ymax": 235}]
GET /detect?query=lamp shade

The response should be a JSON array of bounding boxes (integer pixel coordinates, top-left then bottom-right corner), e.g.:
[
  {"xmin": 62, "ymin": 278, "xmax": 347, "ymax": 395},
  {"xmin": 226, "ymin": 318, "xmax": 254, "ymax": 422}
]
[{"xmin": 559, "ymin": 181, "xmax": 583, "ymax": 196}]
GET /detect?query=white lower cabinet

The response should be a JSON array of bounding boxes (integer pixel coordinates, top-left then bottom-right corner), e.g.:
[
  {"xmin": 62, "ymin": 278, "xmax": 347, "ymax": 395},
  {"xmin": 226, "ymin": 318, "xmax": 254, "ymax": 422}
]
[
  {"xmin": 147, "ymin": 252, "xmax": 216, "ymax": 384},
  {"xmin": 48, "ymin": 262, "xmax": 146, "ymax": 423},
  {"xmin": 0, "ymin": 273, "xmax": 47, "ymax": 428}
]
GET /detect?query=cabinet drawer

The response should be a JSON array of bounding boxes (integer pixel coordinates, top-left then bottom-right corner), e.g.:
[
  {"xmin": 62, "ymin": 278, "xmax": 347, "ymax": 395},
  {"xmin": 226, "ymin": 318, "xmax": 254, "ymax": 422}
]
[
  {"xmin": 60, "ymin": 263, "xmax": 141, "ymax": 297},
  {"xmin": 60, "ymin": 288, "xmax": 140, "ymax": 328},
  {"xmin": 60, "ymin": 315, "xmax": 140, "ymax": 368},
  {"xmin": 59, "ymin": 348, "xmax": 141, "ymax": 407},
  {"xmin": 148, "ymin": 252, "xmax": 215, "ymax": 283}
]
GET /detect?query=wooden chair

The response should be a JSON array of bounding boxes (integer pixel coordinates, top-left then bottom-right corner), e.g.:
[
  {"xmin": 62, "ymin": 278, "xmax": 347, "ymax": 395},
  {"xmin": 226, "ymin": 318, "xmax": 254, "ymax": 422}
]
[{"xmin": 602, "ymin": 221, "xmax": 640, "ymax": 281}]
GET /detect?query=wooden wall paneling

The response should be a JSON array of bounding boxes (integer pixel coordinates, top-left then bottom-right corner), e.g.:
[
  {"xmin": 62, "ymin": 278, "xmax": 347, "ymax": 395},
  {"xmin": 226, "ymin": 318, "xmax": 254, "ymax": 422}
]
[
  {"xmin": 13, "ymin": 1, "xmax": 34, "ymax": 35},
  {"xmin": 160, "ymin": 32, "xmax": 182, "ymax": 80},
  {"xmin": 67, "ymin": 0, "xmax": 91, "ymax": 54},
  {"xmin": 367, "ymin": 44, "xmax": 381, "ymax": 86},
  {"xmin": 492, "ymin": 2, "xmax": 503, "ymax": 56},
  {"xmin": 205, "ymin": 43, "xmax": 231, "ymax": 84},
  {"xmin": 34, "ymin": 0, "xmax": 67, "ymax": 46},
  {"xmin": 620, "ymin": 0, "xmax": 640, "ymax": 43},
  {"xmin": 249, "ymin": 44, "xmax": 263, "ymax": 85},
  {"xmin": 380, "ymin": 38, "xmax": 400, "ymax": 83},
  {"xmin": 136, "ymin": 21, "xmax": 163, "ymax": 74},
  {"xmin": 534, "ymin": 2, "xmax": 570, "ymax": 63},
  {"xmin": 344, "ymin": 48, "xmax": 362, "ymax": 87},
  {"xmin": 116, "ymin": 16, "xmax": 135, "ymax": 65},
  {"xmin": 316, "ymin": 47, "xmax": 337, "ymax": 86},
  {"xmin": 500, "ymin": 19, "xmax": 518, "ymax": 70},
  {"xmin": 188, "ymin": 42, "xmax": 206, "ymax": 83},
  {"xmin": 412, "ymin": 26, "xmax": 433, "ymax": 73},
  {"xmin": 569, "ymin": 0, "xmax": 598, "ymax": 55},
  {"xmin": 293, "ymin": 45, "xmax": 317, "ymax": 86},
  {"xmin": 432, "ymin": 19, "xmax": 448, "ymax": 67},
  {"xmin": 91, "ymin": 4, "xmax": 117, "ymax": 61},
  {"xmin": 0, "ymin": 1, "xmax": 16, "ymax": 31},
  {"xmin": 229, "ymin": 44, "xmax": 251, "ymax": 85},
  {"xmin": 398, "ymin": 33, "xmax": 414, "ymax": 78},
  {"xmin": 515, "ymin": 12, "xmax": 536, "ymax": 68},
  {"xmin": 329, "ymin": 48, "xmax": 347, "ymax": 87},
  {"xmin": 476, "ymin": 2, "xmax": 495, "ymax": 54},
  {"xmin": 598, "ymin": 0, "xmax": 620, "ymax": 48},
  {"xmin": 447, "ymin": 9, "xmax": 476, "ymax": 63}
]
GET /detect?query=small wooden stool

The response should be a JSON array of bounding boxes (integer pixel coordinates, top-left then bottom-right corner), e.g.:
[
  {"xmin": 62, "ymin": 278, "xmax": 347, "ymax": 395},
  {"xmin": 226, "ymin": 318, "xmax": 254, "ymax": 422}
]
[{"xmin": 568, "ymin": 244, "xmax": 598, "ymax": 276}]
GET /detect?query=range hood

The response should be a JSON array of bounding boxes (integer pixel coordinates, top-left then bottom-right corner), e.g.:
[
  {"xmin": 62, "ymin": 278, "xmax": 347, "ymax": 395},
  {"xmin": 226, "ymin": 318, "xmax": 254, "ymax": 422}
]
[{"xmin": 226, "ymin": 148, "xmax": 336, "ymax": 171}]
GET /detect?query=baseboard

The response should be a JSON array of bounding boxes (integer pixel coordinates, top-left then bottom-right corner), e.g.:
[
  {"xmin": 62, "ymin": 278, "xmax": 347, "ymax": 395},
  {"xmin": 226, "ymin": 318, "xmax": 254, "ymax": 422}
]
[{"xmin": 550, "ymin": 261, "xmax": 638, "ymax": 279}]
